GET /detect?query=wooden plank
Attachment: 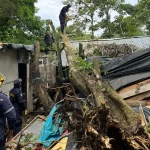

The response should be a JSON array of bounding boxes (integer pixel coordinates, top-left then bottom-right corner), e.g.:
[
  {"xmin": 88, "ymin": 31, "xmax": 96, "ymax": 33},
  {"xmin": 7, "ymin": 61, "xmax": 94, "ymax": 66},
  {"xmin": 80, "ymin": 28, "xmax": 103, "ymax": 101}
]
[
  {"xmin": 125, "ymin": 91, "xmax": 150, "ymax": 101},
  {"xmin": 139, "ymin": 104, "xmax": 147, "ymax": 127},
  {"xmin": 12, "ymin": 115, "xmax": 46, "ymax": 140},
  {"xmin": 125, "ymin": 99, "xmax": 150, "ymax": 106},
  {"xmin": 51, "ymin": 137, "xmax": 68, "ymax": 150},
  {"xmin": 118, "ymin": 79, "xmax": 150, "ymax": 94},
  {"xmin": 27, "ymin": 63, "xmax": 33, "ymax": 112},
  {"xmin": 119, "ymin": 83, "xmax": 150, "ymax": 99}
]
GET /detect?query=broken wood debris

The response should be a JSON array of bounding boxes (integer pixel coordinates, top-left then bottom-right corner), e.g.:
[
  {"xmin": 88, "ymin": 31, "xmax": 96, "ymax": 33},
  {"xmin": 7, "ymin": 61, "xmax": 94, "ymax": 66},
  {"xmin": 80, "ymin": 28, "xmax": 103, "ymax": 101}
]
[
  {"xmin": 84, "ymin": 43, "xmax": 138, "ymax": 57},
  {"xmin": 118, "ymin": 78, "xmax": 150, "ymax": 106},
  {"xmin": 7, "ymin": 116, "xmax": 46, "ymax": 150}
]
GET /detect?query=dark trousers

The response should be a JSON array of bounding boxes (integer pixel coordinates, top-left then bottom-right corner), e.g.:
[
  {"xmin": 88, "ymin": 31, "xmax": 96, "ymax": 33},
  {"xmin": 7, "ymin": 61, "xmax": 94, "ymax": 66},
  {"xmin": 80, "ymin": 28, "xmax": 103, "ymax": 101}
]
[
  {"xmin": 60, "ymin": 23, "xmax": 65, "ymax": 33},
  {"xmin": 59, "ymin": 17, "xmax": 67, "ymax": 33},
  {"xmin": 13, "ymin": 111, "xmax": 22, "ymax": 137},
  {"xmin": 46, "ymin": 42, "xmax": 52, "ymax": 47},
  {"xmin": 0, "ymin": 143, "xmax": 6, "ymax": 150}
]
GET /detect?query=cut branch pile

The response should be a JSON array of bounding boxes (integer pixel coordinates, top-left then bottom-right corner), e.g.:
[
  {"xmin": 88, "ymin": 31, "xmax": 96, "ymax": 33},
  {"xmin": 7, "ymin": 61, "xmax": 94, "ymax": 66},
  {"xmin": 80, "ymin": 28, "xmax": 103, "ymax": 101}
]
[{"xmin": 85, "ymin": 43, "xmax": 139, "ymax": 57}]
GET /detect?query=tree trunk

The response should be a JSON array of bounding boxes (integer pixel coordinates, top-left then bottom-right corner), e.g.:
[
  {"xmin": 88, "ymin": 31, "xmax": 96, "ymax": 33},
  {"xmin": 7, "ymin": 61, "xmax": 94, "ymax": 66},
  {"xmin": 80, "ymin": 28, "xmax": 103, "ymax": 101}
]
[
  {"xmin": 49, "ymin": 20, "xmax": 63, "ymax": 84},
  {"xmin": 106, "ymin": 8, "xmax": 112, "ymax": 38},
  {"xmin": 32, "ymin": 41, "xmax": 54, "ymax": 114},
  {"xmin": 62, "ymin": 35, "xmax": 150, "ymax": 149},
  {"xmin": 91, "ymin": 13, "xmax": 94, "ymax": 39}
]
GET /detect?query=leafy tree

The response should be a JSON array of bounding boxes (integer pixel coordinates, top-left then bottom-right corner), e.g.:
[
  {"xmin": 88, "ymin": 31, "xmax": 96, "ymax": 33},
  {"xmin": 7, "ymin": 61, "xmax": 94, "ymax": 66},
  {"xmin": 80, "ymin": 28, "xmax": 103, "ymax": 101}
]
[
  {"xmin": 137, "ymin": 0, "xmax": 150, "ymax": 34},
  {"xmin": 0, "ymin": 0, "xmax": 46, "ymax": 44},
  {"xmin": 63, "ymin": 0, "xmax": 140, "ymax": 39},
  {"xmin": 93, "ymin": 0, "xmax": 125, "ymax": 38},
  {"xmin": 63, "ymin": 0, "xmax": 99, "ymax": 39},
  {"xmin": 98, "ymin": 1, "xmax": 144, "ymax": 38},
  {"xmin": 110, "ymin": 3, "xmax": 144, "ymax": 37},
  {"xmin": 65, "ymin": 23, "xmax": 92, "ymax": 40},
  {"xmin": 112, "ymin": 16, "xmax": 144, "ymax": 37}
]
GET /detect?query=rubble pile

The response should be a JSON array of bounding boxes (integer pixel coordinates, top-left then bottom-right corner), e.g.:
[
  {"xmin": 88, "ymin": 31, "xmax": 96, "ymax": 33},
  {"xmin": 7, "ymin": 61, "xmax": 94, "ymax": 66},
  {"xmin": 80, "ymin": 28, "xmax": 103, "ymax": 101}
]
[{"xmin": 85, "ymin": 43, "xmax": 138, "ymax": 57}]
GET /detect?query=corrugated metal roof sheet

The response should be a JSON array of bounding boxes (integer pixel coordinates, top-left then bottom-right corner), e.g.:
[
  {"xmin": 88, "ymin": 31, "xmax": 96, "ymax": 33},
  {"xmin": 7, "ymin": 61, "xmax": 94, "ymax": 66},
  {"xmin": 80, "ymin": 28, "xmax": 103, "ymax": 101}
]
[
  {"xmin": 71, "ymin": 36, "xmax": 150, "ymax": 50},
  {"xmin": 0, "ymin": 43, "xmax": 34, "ymax": 51}
]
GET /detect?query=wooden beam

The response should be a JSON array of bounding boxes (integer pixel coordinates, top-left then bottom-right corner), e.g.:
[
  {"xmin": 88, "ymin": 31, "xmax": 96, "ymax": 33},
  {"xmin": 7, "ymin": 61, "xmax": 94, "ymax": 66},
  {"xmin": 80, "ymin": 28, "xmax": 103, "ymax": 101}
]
[
  {"xmin": 139, "ymin": 104, "xmax": 148, "ymax": 127},
  {"xmin": 118, "ymin": 80, "xmax": 150, "ymax": 99},
  {"xmin": 125, "ymin": 91, "xmax": 150, "ymax": 101},
  {"xmin": 12, "ymin": 115, "xmax": 46, "ymax": 140},
  {"xmin": 125, "ymin": 99, "xmax": 150, "ymax": 106},
  {"xmin": 118, "ymin": 79, "xmax": 150, "ymax": 94}
]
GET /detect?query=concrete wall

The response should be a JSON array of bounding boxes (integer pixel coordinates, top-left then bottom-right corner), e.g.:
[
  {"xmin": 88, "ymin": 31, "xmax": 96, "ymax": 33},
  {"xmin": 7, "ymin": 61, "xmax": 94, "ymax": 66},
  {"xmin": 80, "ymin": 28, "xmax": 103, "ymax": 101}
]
[
  {"xmin": 70, "ymin": 37, "xmax": 150, "ymax": 56},
  {"xmin": 0, "ymin": 49, "xmax": 18, "ymax": 96},
  {"xmin": 39, "ymin": 52, "xmax": 56, "ymax": 86},
  {"xmin": 39, "ymin": 58, "xmax": 56, "ymax": 85}
]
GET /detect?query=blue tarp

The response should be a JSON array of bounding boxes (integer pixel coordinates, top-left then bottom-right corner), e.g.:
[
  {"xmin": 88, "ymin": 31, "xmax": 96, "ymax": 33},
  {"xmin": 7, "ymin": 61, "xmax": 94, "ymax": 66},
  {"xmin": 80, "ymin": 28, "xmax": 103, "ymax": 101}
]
[{"xmin": 38, "ymin": 100, "xmax": 64, "ymax": 147}]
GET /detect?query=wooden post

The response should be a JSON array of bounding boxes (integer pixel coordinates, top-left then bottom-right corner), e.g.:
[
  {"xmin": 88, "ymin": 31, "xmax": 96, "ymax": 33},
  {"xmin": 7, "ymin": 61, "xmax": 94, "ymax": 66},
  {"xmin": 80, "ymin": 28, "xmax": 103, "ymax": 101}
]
[
  {"xmin": 43, "ymin": 57, "xmax": 47, "ymax": 83},
  {"xmin": 79, "ymin": 43, "xmax": 85, "ymax": 59},
  {"xmin": 27, "ymin": 63, "xmax": 33, "ymax": 112}
]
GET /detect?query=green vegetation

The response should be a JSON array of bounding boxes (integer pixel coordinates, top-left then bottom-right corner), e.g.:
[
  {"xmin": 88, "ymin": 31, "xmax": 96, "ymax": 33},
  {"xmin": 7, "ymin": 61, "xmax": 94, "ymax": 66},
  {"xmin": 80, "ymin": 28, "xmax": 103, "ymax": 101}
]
[
  {"xmin": 76, "ymin": 57, "xmax": 93, "ymax": 73},
  {"xmin": 0, "ymin": 0, "xmax": 150, "ymax": 44},
  {"xmin": 0, "ymin": 0, "xmax": 49, "ymax": 46},
  {"xmin": 63, "ymin": 0, "xmax": 149, "ymax": 39}
]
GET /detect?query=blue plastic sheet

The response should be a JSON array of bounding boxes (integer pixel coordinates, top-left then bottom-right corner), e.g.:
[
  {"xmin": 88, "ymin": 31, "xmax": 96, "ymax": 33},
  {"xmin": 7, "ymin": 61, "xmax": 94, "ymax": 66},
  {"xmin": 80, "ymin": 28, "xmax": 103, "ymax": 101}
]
[{"xmin": 38, "ymin": 100, "xmax": 64, "ymax": 147}]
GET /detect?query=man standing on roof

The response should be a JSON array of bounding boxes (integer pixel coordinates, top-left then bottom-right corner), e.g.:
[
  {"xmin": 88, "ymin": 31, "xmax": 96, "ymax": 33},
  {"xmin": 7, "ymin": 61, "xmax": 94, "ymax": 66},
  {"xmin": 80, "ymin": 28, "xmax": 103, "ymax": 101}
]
[
  {"xmin": 0, "ymin": 73, "xmax": 16, "ymax": 150},
  {"xmin": 59, "ymin": 4, "xmax": 71, "ymax": 34},
  {"xmin": 9, "ymin": 79, "xmax": 26, "ymax": 137},
  {"xmin": 44, "ymin": 31, "xmax": 54, "ymax": 47}
]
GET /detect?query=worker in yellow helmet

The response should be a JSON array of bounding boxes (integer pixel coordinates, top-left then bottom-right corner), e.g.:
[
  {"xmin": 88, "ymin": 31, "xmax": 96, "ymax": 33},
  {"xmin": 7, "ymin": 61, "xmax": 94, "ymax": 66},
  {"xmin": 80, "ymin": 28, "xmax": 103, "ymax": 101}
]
[
  {"xmin": 0, "ymin": 73, "xmax": 5, "ymax": 87},
  {"xmin": 0, "ymin": 73, "xmax": 16, "ymax": 150}
]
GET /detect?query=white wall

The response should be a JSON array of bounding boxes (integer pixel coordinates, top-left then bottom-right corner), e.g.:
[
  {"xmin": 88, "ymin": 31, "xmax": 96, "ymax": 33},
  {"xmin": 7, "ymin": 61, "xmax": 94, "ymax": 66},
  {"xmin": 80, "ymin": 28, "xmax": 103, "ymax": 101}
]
[
  {"xmin": 39, "ymin": 57, "xmax": 56, "ymax": 86},
  {"xmin": 0, "ymin": 49, "xmax": 18, "ymax": 96},
  {"xmin": 70, "ymin": 37, "xmax": 150, "ymax": 56}
]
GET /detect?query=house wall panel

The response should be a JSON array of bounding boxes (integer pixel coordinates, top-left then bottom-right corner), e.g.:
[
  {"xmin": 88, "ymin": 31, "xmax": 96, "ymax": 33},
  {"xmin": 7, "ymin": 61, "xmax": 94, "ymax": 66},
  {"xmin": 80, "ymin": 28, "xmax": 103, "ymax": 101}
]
[{"xmin": 0, "ymin": 49, "xmax": 18, "ymax": 96}]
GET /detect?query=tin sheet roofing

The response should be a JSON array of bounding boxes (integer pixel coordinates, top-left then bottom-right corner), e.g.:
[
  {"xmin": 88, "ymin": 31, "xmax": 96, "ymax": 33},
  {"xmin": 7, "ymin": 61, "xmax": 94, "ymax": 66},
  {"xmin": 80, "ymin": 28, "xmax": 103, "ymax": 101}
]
[{"xmin": 71, "ymin": 36, "xmax": 150, "ymax": 50}]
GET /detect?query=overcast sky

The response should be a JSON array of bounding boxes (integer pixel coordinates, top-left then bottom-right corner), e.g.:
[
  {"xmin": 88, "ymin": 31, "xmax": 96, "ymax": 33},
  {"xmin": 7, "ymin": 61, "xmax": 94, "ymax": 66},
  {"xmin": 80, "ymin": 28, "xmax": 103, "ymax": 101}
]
[{"xmin": 35, "ymin": 0, "xmax": 138, "ymax": 33}]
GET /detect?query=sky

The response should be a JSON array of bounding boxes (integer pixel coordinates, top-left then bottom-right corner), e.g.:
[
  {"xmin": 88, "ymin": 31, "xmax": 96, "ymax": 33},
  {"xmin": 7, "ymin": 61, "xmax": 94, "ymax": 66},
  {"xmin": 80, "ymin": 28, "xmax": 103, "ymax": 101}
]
[
  {"xmin": 35, "ymin": 0, "xmax": 138, "ymax": 33},
  {"xmin": 35, "ymin": 0, "xmax": 63, "ymax": 27}
]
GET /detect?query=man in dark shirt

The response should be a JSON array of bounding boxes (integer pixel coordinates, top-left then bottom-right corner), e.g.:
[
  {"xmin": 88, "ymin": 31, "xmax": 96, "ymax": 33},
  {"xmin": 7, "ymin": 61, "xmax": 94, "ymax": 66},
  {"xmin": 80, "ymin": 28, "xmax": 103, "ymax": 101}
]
[
  {"xmin": 0, "ymin": 73, "xmax": 16, "ymax": 150},
  {"xmin": 9, "ymin": 79, "xmax": 26, "ymax": 137},
  {"xmin": 59, "ymin": 4, "xmax": 71, "ymax": 33},
  {"xmin": 44, "ymin": 31, "xmax": 54, "ymax": 47}
]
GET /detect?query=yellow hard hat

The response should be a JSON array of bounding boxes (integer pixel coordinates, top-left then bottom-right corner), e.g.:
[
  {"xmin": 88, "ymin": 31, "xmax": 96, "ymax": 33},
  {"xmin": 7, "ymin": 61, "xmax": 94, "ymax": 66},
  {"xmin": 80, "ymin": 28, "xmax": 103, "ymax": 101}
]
[{"xmin": 0, "ymin": 73, "xmax": 6, "ymax": 87}]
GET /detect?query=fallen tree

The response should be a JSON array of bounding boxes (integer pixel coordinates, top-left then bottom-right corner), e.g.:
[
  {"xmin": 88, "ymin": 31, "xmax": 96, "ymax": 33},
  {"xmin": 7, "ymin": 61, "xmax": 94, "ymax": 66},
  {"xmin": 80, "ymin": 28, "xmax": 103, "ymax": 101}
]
[{"xmin": 62, "ymin": 34, "xmax": 150, "ymax": 149}]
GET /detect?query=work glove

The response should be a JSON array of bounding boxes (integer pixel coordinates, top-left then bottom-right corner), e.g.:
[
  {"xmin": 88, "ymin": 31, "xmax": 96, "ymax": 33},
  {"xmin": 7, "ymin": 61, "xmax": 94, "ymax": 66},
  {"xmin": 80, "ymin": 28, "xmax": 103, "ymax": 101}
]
[
  {"xmin": 6, "ymin": 130, "xmax": 13, "ymax": 142},
  {"xmin": 25, "ymin": 109, "xmax": 28, "ymax": 115}
]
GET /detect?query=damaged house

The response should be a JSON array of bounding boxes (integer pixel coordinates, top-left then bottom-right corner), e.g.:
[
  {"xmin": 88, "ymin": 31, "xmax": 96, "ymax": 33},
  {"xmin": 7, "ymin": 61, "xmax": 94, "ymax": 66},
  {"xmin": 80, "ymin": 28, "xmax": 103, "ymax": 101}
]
[{"xmin": 0, "ymin": 43, "xmax": 33, "ymax": 111}]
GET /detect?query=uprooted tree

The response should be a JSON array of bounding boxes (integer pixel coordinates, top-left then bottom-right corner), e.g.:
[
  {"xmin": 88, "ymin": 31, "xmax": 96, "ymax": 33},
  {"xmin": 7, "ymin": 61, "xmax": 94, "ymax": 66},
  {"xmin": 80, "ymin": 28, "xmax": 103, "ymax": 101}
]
[{"xmin": 61, "ymin": 34, "xmax": 150, "ymax": 149}]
